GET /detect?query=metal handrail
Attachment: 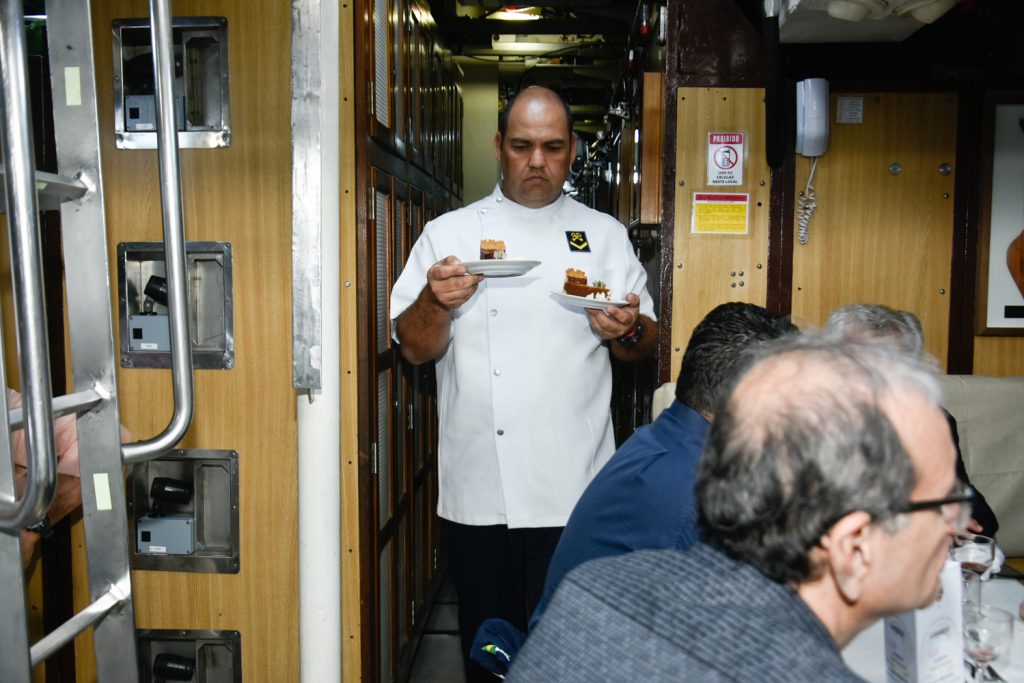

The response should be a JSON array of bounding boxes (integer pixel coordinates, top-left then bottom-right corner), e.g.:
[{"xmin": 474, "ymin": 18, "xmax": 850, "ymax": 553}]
[
  {"xmin": 29, "ymin": 582, "xmax": 129, "ymax": 666},
  {"xmin": 8, "ymin": 386, "xmax": 104, "ymax": 432},
  {"xmin": 121, "ymin": 0, "xmax": 195, "ymax": 465},
  {"xmin": 0, "ymin": 0, "xmax": 57, "ymax": 531}
]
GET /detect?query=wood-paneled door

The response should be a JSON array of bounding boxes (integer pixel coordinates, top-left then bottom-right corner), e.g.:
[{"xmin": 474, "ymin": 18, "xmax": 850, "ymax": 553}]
[
  {"xmin": 670, "ymin": 88, "xmax": 772, "ymax": 380},
  {"xmin": 789, "ymin": 92, "xmax": 958, "ymax": 367},
  {"xmin": 369, "ymin": 167, "xmax": 400, "ymax": 683},
  {"xmin": 357, "ymin": 2, "xmax": 461, "ymax": 678}
]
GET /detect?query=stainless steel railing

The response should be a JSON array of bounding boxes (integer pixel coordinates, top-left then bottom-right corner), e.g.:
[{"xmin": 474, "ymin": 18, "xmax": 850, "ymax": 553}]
[
  {"xmin": 121, "ymin": 0, "xmax": 195, "ymax": 465},
  {"xmin": 0, "ymin": 0, "xmax": 57, "ymax": 531}
]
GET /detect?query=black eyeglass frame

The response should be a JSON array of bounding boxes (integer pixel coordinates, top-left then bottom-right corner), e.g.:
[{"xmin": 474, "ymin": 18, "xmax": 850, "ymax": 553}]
[
  {"xmin": 819, "ymin": 483, "xmax": 975, "ymax": 540},
  {"xmin": 901, "ymin": 485, "xmax": 975, "ymax": 515}
]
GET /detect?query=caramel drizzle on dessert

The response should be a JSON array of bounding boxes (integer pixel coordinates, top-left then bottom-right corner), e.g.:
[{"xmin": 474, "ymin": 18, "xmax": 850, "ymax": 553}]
[{"xmin": 563, "ymin": 268, "xmax": 610, "ymax": 300}]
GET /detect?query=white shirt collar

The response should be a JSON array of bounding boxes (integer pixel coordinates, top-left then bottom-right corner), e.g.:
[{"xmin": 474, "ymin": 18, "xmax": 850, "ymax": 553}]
[{"xmin": 491, "ymin": 183, "xmax": 567, "ymax": 222}]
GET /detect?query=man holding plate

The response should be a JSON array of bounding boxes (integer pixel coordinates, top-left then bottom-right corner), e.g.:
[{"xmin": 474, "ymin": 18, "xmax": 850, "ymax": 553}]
[{"xmin": 390, "ymin": 85, "xmax": 658, "ymax": 681}]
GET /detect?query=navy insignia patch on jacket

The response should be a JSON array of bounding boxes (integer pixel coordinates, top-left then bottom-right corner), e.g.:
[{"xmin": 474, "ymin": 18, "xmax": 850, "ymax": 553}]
[{"xmin": 565, "ymin": 231, "xmax": 590, "ymax": 252}]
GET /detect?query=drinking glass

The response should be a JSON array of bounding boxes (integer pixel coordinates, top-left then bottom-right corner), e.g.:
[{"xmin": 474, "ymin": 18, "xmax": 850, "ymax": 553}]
[
  {"xmin": 962, "ymin": 606, "xmax": 1013, "ymax": 683},
  {"xmin": 961, "ymin": 568, "xmax": 982, "ymax": 610},
  {"xmin": 951, "ymin": 533, "xmax": 996, "ymax": 577}
]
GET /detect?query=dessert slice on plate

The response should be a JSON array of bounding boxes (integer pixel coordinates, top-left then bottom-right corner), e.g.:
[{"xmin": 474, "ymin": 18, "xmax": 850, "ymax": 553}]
[
  {"xmin": 461, "ymin": 243, "xmax": 539, "ymax": 277},
  {"xmin": 563, "ymin": 268, "xmax": 610, "ymax": 301},
  {"xmin": 480, "ymin": 239, "xmax": 506, "ymax": 260}
]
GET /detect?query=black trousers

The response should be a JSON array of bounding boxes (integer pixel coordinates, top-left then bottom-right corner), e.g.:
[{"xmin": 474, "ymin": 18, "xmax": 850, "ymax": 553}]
[{"xmin": 446, "ymin": 521, "xmax": 563, "ymax": 683}]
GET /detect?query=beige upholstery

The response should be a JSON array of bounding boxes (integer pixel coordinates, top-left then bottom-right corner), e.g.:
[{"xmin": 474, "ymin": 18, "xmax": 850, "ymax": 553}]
[
  {"xmin": 939, "ymin": 375, "xmax": 1024, "ymax": 556},
  {"xmin": 651, "ymin": 382, "xmax": 675, "ymax": 421},
  {"xmin": 650, "ymin": 375, "xmax": 1024, "ymax": 555}
]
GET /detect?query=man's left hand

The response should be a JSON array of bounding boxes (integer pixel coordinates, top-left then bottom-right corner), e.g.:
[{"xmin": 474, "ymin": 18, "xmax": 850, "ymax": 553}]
[{"xmin": 585, "ymin": 293, "xmax": 640, "ymax": 341}]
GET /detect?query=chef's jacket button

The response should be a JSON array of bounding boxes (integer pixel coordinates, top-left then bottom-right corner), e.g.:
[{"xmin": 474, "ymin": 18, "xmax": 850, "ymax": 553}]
[
  {"xmin": 493, "ymin": 368, "xmax": 501, "ymax": 376},
  {"xmin": 480, "ymin": 208, "xmax": 488, "ymax": 215},
  {"xmin": 497, "ymin": 429, "xmax": 504, "ymax": 436},
  {"xmin": 489, "ymin": 309, "xmax": 497, "ymax": 317},
  {"xmin": 496, "ymin": 196, "xmax": 503, "ymax": 203}
]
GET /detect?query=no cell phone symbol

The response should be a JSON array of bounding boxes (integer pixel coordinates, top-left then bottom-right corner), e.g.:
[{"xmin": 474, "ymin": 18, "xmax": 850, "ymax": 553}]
[{"xmin": 714, "ymin": 146, "xmax": 738, "ymax": 170}]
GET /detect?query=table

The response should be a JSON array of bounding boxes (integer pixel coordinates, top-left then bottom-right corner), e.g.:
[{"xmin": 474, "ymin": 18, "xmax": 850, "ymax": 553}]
[{"xmin": 842, "ymin": 577, "xmax": 1024, "ymax": 682}]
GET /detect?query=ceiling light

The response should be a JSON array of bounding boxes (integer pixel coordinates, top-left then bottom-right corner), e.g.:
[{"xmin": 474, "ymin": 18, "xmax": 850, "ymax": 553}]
[
  {"xmin": 487, "ymin": 6, "xmax": 541, "ymax": 22},
  {"xmin": 490, "ymin": 33, "xmax": 591, "ymax": 55},
  {"xmin": 826, "ymin": 0, "xmax": 888, "ymax": 21},
  {"xmin": 891, "ymin": 0, "xmax": 957, "ymax": 23}
]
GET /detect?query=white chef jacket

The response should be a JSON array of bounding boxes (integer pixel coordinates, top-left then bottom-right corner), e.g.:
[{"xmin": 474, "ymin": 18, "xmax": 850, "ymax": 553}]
[{"xmin": 389, "ymin": 185, "xmax": 656, "ymax": 528}]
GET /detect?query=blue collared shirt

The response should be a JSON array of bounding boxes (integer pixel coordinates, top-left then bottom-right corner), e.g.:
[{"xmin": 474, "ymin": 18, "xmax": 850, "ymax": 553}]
[{"xmin": 530, "ymin": 399, "xmax": 709, "ymax": 629}]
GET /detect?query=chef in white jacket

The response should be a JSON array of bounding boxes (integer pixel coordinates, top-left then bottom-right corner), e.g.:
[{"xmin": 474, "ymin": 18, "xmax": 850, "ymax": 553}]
[{"xmin": 389, "ymin": 85, "xmax": 658, "ymax": 683}]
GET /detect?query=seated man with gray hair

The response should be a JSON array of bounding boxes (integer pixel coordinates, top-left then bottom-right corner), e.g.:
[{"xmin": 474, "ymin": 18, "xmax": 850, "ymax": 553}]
[
  {"xmin": 826, "ymin": 303, "xmax": 997, "ymax": 537},
  {"xmin": 508, "ymin": 331, "xmax": 969, "ymax": 682}
]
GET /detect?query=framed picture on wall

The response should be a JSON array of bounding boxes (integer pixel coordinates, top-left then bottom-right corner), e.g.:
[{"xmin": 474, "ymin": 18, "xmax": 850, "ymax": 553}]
[{"xmin": 977, "ymin": 94, "xmax": 1024, "ymax": 335}]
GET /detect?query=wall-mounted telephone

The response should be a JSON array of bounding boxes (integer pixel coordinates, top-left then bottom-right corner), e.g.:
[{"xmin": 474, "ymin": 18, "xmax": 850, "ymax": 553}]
[
  {"xmin": 795, "ymin": 78, "xmax": 829, "ymax": 157},
  {"xmin": 795, "ymin": 78, "xmax": 829, "ymax": 245}
]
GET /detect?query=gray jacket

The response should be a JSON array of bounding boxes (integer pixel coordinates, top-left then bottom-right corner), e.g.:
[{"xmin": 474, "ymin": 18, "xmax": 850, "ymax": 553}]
[{"xmin": 509, "ymin": 543, "xmax": 866, "ymax": 682}]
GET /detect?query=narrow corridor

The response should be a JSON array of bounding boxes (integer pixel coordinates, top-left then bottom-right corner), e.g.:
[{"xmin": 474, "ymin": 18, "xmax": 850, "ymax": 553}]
[{"xmin": 409, "ymin": 575, "xmax": 466, "ymax": 682}]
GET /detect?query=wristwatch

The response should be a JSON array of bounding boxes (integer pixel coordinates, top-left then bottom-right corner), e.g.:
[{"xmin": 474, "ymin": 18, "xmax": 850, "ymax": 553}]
[
  {"xmin": 25, "ymin": 514, "xmax": 53, "ymax": 539},
  {"xmin": 615, "ymin": 321, "xmax": 644, "ymax": 348}
]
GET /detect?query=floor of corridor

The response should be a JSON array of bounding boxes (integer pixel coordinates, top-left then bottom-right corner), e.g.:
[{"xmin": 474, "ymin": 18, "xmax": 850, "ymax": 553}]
[{"xmin": 408, "ymin": 574, "xmax": 466, "ymax": 683}]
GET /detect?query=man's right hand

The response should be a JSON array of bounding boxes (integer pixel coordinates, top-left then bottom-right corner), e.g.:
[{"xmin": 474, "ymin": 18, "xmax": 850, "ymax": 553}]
[
  {"xmin": 395, "ymin": 255, "xmax": 483, "ymax": 364},
  {"xmin": 426, "ymin": 255, "xmax": 484, "ymax": 310}
]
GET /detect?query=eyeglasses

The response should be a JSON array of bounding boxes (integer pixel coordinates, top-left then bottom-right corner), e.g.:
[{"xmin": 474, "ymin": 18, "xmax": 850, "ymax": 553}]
[{"xmin": 902, "ymin": 481, "xmax": 974, "ymax": 531}]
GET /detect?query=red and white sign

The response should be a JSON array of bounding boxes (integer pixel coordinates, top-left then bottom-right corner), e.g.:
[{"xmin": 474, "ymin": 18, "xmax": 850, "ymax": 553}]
[{"xmin": 707, "ymin": 132, "xmax": 744, "ymax": 186}]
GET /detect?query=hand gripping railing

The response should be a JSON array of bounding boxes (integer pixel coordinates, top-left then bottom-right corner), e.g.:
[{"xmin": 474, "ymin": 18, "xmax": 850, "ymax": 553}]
[
  {"xmin": 121, "ymin": 0, "xmax": 195, "ymax": 465},
  {"xmin": 0, "ymin": 0, "xmax": 57, "ymax": 531}
]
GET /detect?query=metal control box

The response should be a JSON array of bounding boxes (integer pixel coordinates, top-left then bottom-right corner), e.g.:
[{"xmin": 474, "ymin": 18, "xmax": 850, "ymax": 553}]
[
  {"xmin": 137, "ymin": 514, "xmax": 195, "ymax": 555},
  {"xmin": 113, "ymin": 17, "xmax": 231, "ymax": 149},
  {"xmin": 137, "ymin": 629, "xmax": 241, "ymax": 683},
  {"xmin": 127, "ymin": 314, "xmax": 171, "ymax": 352},
  {"xmin": 128, "ymin": 449, "xmax": 239, "ymax": 574},
  {"xmin": 118, "ymin": 241, "xmax": 234, "ymax": 370}
]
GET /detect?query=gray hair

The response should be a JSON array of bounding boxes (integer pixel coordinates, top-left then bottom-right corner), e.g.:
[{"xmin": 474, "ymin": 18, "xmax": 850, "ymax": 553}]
[
  {"xmin": 826, "ymin": 303, "xmax": 924, "ymax": 358},
  {"xmin": 697, "ymin": 329, "xmax": 941, "ymax": 584}
]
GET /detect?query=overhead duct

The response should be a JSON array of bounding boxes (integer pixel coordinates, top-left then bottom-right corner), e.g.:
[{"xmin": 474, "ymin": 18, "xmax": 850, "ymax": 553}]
[{"xmin": 779, "ymin": 0, "xmax": 959, "ymax": 43}]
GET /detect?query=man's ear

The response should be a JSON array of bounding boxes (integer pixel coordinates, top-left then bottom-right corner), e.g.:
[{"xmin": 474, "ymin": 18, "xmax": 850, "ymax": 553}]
[
  {"xmin": 819, "ymin": 510, "xmax": 874, "ymax": 603},
  {"xmin": 494, "ymin": 132, "xmax": 503, "ymax": 161}
]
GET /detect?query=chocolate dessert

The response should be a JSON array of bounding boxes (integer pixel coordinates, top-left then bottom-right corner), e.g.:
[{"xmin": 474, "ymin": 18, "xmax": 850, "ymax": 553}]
[
  {"xmin": 563, "ymin": 268, "xmax": 610, "ymax": 300},
  {"xmin": 480, "ymin": 239, "xmax": 506, "ymax": 260}
]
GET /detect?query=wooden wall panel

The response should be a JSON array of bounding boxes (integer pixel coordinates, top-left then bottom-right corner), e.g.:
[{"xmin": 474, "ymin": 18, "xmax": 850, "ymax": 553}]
[
  {"xmin": 974, "ymin": 337, "xmax": 1024, "ymax": 376},
  {"xmin": 639, "ymin": 72, "xmax": 663, "ymax": 225},
  {"xmin": 670, "ymin": 87, "xmax": 771, "ymax": 381},
  {"xmin": 75, "ymin": 1, "xmax": 298, "ymax": 680},
  {"xmin": 790, "ymin": 93, "xmax": 957, "ymax": 368},
  {"xmin": 339, "ymin": 2, "xmax": 363, "ymax": 680}
]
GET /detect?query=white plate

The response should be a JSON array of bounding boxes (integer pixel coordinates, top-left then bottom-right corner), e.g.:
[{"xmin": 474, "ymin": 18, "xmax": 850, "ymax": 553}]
[
  {"xmin": 550, "ymin": 290, "xmax": 629, "ymax": 311},
  {"xmin": 462, "ymin": 259, "xmax": 540, "ymax": 277}
]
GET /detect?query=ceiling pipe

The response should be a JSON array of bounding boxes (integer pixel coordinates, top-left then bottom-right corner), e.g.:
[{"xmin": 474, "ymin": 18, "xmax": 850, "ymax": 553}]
[{"xmin": 762, "ymin": 0, "xmax": 786, "ymax": 169}]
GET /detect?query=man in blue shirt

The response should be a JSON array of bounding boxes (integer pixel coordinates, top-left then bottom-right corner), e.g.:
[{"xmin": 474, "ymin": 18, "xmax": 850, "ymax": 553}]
[
  {"xmin": 529, "ymin": 302, "xmax": 796, "ymax": 629},
  {"xmin": 510, "ymin": 332, "xmax": 966, "ymax": 682}
]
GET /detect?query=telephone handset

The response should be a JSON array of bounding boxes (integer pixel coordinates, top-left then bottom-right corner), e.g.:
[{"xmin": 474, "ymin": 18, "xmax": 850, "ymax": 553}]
[
  {"xmin": 795, "ymin": 78, "xmax": 829, "ymax": 157},
  {"xmin": 795, "ymin": 78, "xmax": 829, "ymax": 245}
]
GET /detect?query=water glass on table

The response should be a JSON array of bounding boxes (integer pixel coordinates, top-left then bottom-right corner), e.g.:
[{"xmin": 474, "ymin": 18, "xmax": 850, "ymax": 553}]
[
  {"xmin": 962, "ymin": 605, "xmax": 1013, "ymax": 683},
  {"xmin": 951, "ymin": 533, "xmax": 996, "ymax": 577},
  {"xmin": 961, "ymin": 568, "xmax": 982, "ymax": 610}
]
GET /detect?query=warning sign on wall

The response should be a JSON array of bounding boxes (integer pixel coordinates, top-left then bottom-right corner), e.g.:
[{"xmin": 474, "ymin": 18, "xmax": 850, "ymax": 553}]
[
  {"xmin": 692, "ymin": 192, "xmax": 749, "ymax": 235},
  {"xmin": 707, "ymin": 132, "xmax": 744, "ymax": 186}
]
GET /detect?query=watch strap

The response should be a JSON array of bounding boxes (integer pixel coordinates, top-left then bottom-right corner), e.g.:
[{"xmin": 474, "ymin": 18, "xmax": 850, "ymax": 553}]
[
  {"xmin": 615, "ymin": 320, "xmax": 644, "ymax": 347},
  {"xmin": 25, "ymin": 514, "xmax": 53, "ymax": 538}
]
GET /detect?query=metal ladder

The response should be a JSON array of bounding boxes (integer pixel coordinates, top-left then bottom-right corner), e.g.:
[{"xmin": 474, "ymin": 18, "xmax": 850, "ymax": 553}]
[{"xmin": 0, "ymin": 0, "xmax": 195, "ymax": 680}]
